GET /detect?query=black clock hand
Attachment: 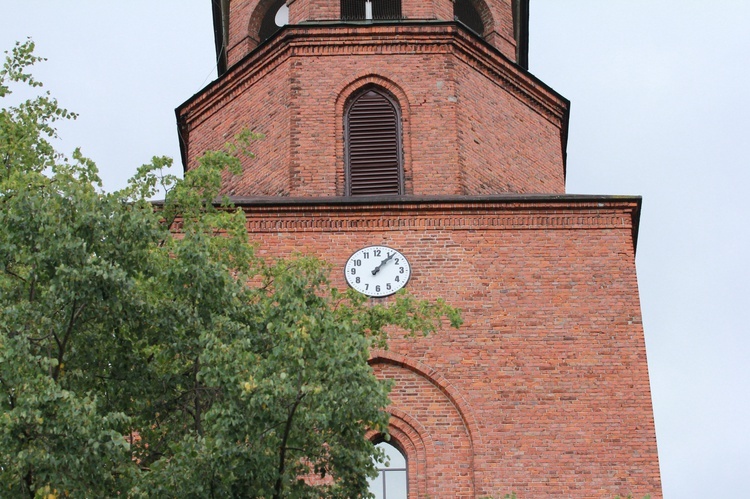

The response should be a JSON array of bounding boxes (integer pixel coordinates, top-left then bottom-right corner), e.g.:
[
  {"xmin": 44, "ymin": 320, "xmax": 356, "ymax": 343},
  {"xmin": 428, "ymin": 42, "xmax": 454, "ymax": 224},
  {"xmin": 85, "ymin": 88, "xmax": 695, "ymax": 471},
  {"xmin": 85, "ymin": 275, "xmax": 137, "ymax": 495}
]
[{"xmin": 371, "ymin": 252, "xmax": 395, "ymax": 275}]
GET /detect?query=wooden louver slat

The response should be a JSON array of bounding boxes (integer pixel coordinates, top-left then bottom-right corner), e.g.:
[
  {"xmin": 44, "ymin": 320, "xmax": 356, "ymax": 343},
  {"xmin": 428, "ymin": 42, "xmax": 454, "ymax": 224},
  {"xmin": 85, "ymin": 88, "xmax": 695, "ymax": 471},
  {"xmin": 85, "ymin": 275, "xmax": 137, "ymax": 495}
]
[{"xmin": 346, "ymin": 90, "xmax": 402, "ymax": 196}]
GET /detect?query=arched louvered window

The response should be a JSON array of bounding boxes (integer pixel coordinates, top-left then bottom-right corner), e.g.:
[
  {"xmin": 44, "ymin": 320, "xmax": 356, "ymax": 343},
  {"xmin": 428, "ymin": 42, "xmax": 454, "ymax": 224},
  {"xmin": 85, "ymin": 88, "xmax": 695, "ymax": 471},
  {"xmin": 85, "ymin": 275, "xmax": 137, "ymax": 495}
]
[
  {"xmin": 345, "ymin": 88, "xmax": 403, "ymax": 196},
  {"xmin": 341, "ymin": 0, "xmax": 402, "ymax": 21}
]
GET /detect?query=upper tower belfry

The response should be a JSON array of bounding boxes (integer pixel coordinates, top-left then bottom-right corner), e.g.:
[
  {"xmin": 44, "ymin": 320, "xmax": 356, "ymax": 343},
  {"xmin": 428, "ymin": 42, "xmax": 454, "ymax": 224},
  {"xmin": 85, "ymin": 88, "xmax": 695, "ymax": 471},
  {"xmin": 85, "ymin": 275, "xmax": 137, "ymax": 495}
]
[
  {"xmin": 212, "ymin": 0, "xmax": 529, "ymax": 71},
  {"xmin": 179, "ymin": 0, "xmax": 561, "ymax": 199}
]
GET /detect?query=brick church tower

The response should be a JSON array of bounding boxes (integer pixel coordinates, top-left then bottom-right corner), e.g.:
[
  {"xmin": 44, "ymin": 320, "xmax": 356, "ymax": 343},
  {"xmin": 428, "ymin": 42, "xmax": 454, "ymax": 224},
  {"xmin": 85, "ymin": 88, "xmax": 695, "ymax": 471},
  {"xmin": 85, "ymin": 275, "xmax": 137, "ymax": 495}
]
[{"xmin": 176, "ymin": 1, "xmax": 662, "ymax": 496}]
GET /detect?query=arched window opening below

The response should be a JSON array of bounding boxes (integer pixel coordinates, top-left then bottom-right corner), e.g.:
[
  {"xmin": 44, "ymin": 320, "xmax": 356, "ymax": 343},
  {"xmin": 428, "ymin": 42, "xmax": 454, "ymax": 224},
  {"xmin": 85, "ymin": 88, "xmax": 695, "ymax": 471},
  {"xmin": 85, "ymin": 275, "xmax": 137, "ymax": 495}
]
[
  {"xmin": 258, "ymin": 0, "xmax": 289, "ymax": 42},
  {"xmin": 454, "ymin": 0, "xmax": 484, "ymax": 36},
  {"xmin": 368, "ymin": 442, "xmax": 407, "ymax": 499},
  {"xmin": 341, "ymin": 0, "xmax": 402, "ymax": 21},
  {"xmin": 346, "ymin": 89, "xmax": 403, "ymax": 196}
]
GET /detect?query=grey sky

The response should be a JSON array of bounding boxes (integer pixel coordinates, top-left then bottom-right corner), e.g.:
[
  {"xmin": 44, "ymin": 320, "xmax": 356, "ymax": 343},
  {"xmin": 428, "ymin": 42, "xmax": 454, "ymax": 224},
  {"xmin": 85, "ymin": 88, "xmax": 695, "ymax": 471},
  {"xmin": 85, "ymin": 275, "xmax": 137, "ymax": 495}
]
[{"xmin": 2, "ymin": 2, "xmax": 748, "ymax": 496}]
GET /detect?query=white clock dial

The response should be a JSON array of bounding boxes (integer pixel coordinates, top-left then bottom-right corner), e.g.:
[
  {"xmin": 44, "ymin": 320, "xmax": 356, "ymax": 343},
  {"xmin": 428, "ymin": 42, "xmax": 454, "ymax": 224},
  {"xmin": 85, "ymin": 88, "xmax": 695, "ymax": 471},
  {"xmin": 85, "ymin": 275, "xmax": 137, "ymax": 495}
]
[{"xmin": 345, "ymin": 245, "xmax": 411, "ymax": 297}]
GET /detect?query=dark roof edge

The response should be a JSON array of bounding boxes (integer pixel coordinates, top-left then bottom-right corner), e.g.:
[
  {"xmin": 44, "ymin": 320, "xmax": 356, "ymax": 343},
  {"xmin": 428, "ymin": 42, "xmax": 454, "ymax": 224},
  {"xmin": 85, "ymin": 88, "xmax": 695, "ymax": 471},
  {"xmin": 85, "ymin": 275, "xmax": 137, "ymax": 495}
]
[
  {"xmin": 217, "ymin": 193, "xmax": 641, "ymax": 207},
  {"xmin": 212, "ymin": 0, "xmax": 228, "ymax": 76},
  {"xmin": 561, "ymin": 99, "xmax": 570, "ymax": 181},
  {"xmin": 150, "ymin": 194, "xmax": 642, "ymax": 210},
  {"xmin": 514, "ymin": 0, "xmax": 530, "ymax": 69}
]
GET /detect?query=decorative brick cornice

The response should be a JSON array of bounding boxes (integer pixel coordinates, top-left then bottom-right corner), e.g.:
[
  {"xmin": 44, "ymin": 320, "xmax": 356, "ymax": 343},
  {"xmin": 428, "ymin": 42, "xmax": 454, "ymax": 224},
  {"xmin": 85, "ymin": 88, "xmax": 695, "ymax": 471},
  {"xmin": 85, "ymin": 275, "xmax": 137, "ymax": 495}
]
[
  {"xmin": 177, "ymin": 22, "xmax": 568, "ymax": 130},
  {"xmin": 244, "ymin": 211, "xmax": 631, "ymax": 232},
  {"xmin": 229, "ymin": 194, "xmax": 643, "ymax": 249}
]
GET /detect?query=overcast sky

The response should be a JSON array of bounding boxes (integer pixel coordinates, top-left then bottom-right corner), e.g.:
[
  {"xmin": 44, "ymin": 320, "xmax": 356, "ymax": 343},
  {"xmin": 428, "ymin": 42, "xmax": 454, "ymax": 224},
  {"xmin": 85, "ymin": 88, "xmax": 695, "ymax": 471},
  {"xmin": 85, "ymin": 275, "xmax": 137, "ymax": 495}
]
[{"xmin": 2, "ymin": 2, "xmax": 748, "ymax": 497}]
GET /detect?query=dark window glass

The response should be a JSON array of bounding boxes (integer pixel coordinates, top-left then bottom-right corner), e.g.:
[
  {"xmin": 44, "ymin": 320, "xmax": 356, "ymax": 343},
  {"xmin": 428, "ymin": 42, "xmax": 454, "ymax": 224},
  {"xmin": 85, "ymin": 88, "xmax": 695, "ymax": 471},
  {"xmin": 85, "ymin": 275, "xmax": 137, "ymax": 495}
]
[
  {"xmin": 341, "ymin": 0, "xmax": 402, "ymax": 21},
  {"xmin": 454, "ymin": 0, "xmax": 484, "ymax": 36},
  {"xmin": 345, "ymin": 88, "xmax": 403, "ymax": 196}
]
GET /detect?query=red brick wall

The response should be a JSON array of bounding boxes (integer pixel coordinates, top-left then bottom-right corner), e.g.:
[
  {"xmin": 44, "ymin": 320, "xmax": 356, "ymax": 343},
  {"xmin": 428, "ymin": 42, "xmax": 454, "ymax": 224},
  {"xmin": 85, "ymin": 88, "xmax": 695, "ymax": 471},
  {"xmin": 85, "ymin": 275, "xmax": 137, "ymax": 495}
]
[
  {"xmin": 179, "ymin": 47, "xmax": 294, "ymax": 196},
  {"xmin": 456, "ymin": 61, "xmax": 566, "ymax": 194},
  {"xmin": 178, "ymin": 25, "xmax": 567, "ymax": 198},
  {"xmin": 237, "ymin": 198, "xmax": 662, "ymax": 498}
]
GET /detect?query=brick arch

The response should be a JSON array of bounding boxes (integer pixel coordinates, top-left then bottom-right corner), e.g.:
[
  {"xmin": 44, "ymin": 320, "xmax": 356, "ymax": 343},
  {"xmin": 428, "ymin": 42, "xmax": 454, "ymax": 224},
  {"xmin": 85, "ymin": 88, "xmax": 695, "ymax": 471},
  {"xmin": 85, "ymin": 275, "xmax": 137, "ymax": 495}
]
[
  {"xmin": 246, "ymin": 0, "xmax": 285, "ymax": 50},
  {"xmin": 369, "ymin": 352, "xmax": 478, "ymax": 497},
  {"xmin": 369, "ymin": 349, "xmax": 483, "ymax": 450},
  {"xmin": 334, "ymin": 74, "xmax": 413, "ymax": 196}
]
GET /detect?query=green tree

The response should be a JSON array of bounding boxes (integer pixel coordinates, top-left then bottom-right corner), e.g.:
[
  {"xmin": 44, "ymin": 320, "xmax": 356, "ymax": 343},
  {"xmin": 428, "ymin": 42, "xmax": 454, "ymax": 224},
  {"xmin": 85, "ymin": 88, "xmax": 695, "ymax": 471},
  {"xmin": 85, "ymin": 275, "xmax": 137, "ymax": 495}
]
[{"xmin": 0, "ymin": 40, "xmax": 461, "ymax": 498}]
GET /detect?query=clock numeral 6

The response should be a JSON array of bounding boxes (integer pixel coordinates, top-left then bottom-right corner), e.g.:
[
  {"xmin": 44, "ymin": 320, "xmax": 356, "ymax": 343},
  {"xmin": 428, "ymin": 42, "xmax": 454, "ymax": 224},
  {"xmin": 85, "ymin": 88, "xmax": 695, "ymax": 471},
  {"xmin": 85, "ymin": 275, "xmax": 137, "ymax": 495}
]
[{"xmin": 376, "ymin": 285, "xmax": 381, "ymax": 293}]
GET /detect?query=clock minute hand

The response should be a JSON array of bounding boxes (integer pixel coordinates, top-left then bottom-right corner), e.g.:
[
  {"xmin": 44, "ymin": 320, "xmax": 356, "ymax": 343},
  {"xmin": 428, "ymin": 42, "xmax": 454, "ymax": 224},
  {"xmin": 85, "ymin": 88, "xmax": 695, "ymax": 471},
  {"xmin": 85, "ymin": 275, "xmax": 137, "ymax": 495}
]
[{"xmin": 371, "ymin": 252, "xmax": 395, "ymax": 275}]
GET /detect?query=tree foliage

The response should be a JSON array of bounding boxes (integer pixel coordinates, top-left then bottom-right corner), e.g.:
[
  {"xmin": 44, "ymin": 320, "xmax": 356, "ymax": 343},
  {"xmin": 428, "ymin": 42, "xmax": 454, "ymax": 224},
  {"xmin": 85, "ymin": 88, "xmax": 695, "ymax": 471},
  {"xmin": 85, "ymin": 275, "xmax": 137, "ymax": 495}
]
[{"xmin": 0, "ymin": 40, "xmax": 461, "ymax": 498}]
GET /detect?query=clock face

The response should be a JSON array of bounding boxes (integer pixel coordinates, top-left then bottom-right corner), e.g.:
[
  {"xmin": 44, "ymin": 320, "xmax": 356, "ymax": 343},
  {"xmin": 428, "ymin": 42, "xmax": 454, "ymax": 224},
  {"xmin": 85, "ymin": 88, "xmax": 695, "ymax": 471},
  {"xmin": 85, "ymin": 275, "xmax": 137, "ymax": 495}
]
[{"xmin": 344, "ymin": 245, "xmax": 411, "ymax": 297}]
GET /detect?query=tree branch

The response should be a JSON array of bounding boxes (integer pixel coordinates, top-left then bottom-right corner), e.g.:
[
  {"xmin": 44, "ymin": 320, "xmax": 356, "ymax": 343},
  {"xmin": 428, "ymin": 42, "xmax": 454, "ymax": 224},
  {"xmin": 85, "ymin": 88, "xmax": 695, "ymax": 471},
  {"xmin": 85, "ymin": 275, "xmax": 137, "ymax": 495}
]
[
  {"xmin": 3, "ymin": 264, "xmax": 26, "ymax": 283},
  {"xmin": 52, "ymin": 300, "xmax": 86, "ymax": 381},
  {"xmin": 273, "ymin": 389, "xmax": 305, "ymax": 499},
  {"xmin": 193, "ymin": 356, "xmax": 203, "ymax": 436}
]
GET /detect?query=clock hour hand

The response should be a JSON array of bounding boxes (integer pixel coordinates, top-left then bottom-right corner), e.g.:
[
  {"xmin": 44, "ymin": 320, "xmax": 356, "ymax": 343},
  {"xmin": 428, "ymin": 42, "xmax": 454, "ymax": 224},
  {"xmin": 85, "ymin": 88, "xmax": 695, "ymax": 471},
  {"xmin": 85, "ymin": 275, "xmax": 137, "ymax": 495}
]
[{"xmin": 371, "ymin": 252, "xmax": 395, "ymax": 275}]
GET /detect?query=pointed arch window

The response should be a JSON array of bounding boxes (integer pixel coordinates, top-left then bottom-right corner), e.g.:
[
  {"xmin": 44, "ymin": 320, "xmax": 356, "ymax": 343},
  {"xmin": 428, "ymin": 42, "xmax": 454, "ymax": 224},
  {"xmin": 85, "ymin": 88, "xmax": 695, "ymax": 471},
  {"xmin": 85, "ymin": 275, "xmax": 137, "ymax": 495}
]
[
  {"xmin": 367, "ymin": 442, "xmax": 408, "ymax": 499},
  {"xmin": 345, "ymin": 88, "xmax": 404, "ymax": 196}
]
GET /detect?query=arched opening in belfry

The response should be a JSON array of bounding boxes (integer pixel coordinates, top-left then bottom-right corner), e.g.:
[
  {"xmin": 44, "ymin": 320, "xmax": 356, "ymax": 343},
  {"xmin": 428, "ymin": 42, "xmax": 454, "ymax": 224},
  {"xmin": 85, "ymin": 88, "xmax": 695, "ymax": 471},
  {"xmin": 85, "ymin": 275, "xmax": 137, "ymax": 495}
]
[
  {"xmin": 258, "ymin": 0, "xmax": 289, "ymax": 42},
  {"xmin": 454, "ymin": 0, "xmax": 485, "ymax": 36}
]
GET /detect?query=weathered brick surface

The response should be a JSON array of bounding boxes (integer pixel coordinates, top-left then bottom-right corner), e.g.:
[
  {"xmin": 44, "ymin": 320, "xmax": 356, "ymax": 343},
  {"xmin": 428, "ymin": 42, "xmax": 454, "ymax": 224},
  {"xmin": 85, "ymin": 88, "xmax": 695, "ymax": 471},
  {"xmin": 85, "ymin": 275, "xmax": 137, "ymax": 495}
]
[
  {"xmin": 233, "ymin": 198, "xmax": 662, "ymax": 498},
  {"xmin": 178, "ymin": 25, "xmax": 567, "ymax": 198}
]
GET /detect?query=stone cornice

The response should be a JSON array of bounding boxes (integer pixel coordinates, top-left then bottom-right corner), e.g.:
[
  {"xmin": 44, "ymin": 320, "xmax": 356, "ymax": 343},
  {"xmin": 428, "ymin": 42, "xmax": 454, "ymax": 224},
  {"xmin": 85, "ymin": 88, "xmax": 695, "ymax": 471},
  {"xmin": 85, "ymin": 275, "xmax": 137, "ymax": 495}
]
[{"xmin": 177, "ymin": 22, "xmax": 568, "ymax": 131}]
